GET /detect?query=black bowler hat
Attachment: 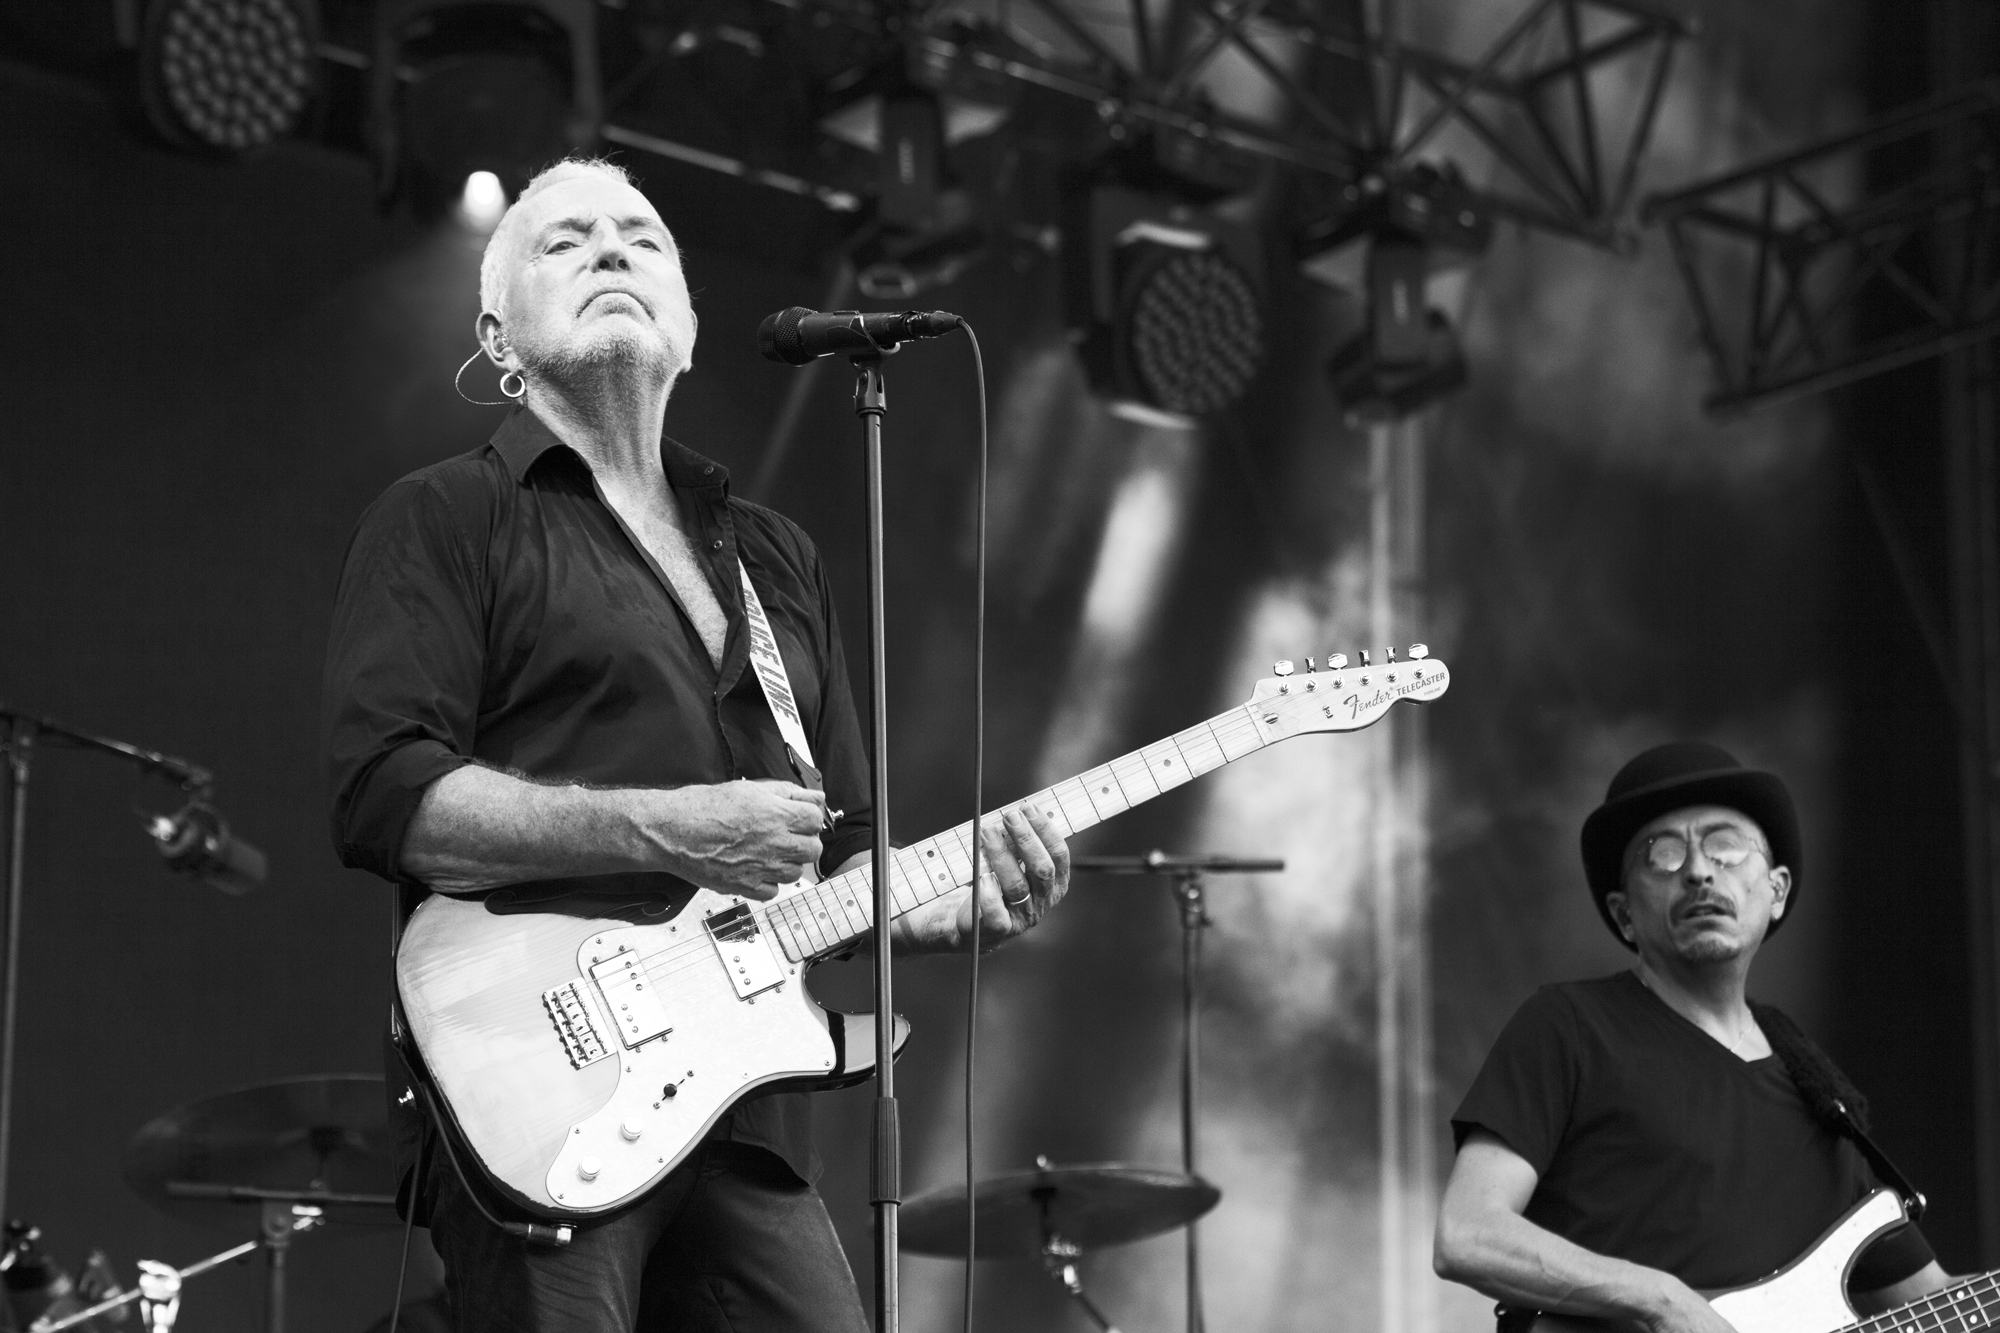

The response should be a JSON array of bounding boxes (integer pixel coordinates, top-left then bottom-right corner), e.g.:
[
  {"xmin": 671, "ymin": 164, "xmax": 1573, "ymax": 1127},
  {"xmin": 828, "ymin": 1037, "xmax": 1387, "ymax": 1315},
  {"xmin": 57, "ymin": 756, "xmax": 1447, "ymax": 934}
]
[{"xmin": 1580, "ymin": 741, "xmax": 1802, "ymax": 949}]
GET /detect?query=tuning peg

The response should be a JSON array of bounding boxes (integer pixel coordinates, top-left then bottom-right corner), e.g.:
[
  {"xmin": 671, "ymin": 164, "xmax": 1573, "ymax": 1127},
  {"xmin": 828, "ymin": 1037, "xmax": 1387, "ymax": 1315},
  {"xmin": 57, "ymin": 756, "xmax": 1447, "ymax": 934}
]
[
  {"xmin": 1328, "ymin": 654, "xmax": 1348, "ymax": 670},
  {"xmin": 1385, "ymin": 646, "xmax": 1398, "ymax": 663},
  {"xmin": 1409, "ymin": 643, "xmax": 1429, "ymax": 659},
  {"xmin": 1359, "ymin": 650, "xmax": 1371, "ymax": 667},
  {"xmin": 1304, "ymin": 657, "xmax": 1317, "ymax": 673},
  {"xmin": 1273, "ymin": 660, "xmax": 1294, "ymax": 677}
]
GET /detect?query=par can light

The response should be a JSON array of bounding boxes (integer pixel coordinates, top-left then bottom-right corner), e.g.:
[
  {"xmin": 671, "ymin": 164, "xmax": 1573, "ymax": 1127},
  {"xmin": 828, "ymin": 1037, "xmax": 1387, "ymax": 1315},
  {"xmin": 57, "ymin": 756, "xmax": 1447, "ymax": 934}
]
[
  {"xmin": 1122, "ymin": 246, "xmax": 1264, "ymax": 418},
  {"xmin": 1066, "ymin": 180, "xmax": 1268, "ymax": 420},
  {"xmin": 141, "ymin": 0, "xmax": 318, "ymax": 153}
]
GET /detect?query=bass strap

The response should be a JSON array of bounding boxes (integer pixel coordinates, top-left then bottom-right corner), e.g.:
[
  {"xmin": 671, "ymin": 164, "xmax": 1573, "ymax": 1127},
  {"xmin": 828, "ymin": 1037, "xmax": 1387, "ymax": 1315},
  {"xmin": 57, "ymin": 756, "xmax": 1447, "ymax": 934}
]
[{"xmin": 1750, "ymin": 998, "xmax": 1928, "ymax": 1221}]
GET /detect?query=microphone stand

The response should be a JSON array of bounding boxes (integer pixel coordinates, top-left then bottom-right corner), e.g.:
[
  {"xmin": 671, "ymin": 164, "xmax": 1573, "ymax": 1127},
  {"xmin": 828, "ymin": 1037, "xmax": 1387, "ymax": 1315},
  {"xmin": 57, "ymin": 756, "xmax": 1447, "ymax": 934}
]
[
  {"xmin": 1071, "ymin": 852, "xmax": 1285, "ymax": 1333},
  {"xmin": 851, "ymin": 352, "xmax": 901, "ymax": 1333},
  {"xmin": 0, "ymin": 705, "xmax": 213, "ymax": 1232}
]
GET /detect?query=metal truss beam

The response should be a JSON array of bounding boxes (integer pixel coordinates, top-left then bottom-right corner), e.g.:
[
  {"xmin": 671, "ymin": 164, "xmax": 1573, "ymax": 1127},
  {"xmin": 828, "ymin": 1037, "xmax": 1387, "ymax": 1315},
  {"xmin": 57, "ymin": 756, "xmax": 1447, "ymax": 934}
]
[
  {"xmin": 871, "ymin": 0, "xmax": 1686, "ymax": 247},
  {"xmin": 1389, "ymin": 0, "xmax": 1687, "ymax": 246},
  {"xmin": 1641, "ymin": 82, "xmax": 2000, "ymax": 416}
]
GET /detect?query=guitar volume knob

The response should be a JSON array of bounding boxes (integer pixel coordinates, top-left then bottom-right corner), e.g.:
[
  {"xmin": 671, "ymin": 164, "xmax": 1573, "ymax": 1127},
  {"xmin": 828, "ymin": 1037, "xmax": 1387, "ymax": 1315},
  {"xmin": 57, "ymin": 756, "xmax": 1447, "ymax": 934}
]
[
  {"xmin": 621, "ymin": 1117, "xmax": 645, "ymax": 1142},
  {"xmin": 578, "ymin": 1156, "xmax": 603, "ymax": 1182}
]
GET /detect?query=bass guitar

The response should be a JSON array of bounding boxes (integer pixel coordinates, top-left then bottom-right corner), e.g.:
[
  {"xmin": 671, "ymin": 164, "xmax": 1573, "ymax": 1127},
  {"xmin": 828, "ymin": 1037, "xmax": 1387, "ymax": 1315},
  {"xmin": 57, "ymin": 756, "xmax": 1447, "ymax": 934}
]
[
  {"xmin": 1535, "ymin": 1189, "xmax": 1988, "ymax": 1333},
  {"xmin": 396, "ymin": 649, "xmax": 1449, "ymax": 1218}
]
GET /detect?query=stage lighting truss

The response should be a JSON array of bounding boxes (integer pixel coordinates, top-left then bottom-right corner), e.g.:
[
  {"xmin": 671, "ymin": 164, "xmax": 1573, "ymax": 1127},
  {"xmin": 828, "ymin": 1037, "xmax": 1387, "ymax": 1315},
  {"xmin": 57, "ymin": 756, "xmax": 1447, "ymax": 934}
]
[
  {"xmin": 864, "ymin": 0, "xmax": 1687, "ymax": 250},
  {"xmin": 1642, "ymin": 82, "xmax": 2000, "ymax": 415},
  {"xmin": 140, "ymin": 0, "xmax": 318, "ymax": 153}
]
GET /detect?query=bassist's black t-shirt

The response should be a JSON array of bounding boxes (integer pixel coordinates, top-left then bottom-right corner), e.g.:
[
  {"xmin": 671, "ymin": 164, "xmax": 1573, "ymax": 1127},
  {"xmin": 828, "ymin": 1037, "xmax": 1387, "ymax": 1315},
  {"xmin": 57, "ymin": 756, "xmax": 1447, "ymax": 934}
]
[{"xmin": 1452, "ymin": 972, "xmax": 1933, "ymax": 1293}]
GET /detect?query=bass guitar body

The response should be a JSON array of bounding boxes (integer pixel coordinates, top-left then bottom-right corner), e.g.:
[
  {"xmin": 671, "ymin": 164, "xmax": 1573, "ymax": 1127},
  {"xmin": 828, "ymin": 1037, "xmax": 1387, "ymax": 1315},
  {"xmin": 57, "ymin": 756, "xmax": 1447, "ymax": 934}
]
[
  {"xmin": 1534, "ymin": 1190, "xmax": 1950, "ymax": 1333},
  {"xmin": 397, "ymin": 887, "xmax": 903, "ymax": 1219}
]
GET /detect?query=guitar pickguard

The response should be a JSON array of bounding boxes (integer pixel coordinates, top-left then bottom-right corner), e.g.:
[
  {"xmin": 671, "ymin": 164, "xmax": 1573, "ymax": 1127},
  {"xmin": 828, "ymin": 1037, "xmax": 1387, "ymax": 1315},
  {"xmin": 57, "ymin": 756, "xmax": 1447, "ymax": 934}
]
[{"xmin": 538, "ymin": 906, "xmax": 836, "ymax": 1211}]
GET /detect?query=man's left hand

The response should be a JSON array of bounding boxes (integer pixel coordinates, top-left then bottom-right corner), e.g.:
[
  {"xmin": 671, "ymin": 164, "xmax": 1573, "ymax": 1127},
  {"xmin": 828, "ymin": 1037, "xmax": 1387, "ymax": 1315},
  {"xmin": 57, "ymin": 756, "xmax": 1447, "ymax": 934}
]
[{"xmin": 851, "ymin": 805, "xmax": 1070, "ymax": 954}]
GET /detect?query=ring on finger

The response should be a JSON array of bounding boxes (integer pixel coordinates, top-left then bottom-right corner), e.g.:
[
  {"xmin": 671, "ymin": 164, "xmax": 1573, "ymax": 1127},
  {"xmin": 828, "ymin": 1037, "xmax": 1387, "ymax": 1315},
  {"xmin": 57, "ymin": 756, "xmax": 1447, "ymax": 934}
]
[{"xmin": 1002, "ymin": 888, "xmax": 1032, "ymax": 905}]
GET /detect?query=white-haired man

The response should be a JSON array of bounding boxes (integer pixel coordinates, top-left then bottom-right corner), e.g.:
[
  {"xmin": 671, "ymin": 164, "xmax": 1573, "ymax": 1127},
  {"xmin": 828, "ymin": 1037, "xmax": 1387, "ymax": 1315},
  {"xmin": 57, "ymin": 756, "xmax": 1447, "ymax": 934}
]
[
  {"xmin": 1434, "ymin": 742, "xmax": 1949, "ymax": 1333},
  {"xmin": 322, "ymin": 158, "xmax": 1070, "ymax": 1331}
]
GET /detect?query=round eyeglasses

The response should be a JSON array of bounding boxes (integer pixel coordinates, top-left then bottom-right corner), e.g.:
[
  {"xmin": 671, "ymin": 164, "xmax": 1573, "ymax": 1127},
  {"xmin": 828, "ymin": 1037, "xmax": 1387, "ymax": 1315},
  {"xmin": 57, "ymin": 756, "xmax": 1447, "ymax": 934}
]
[{"xmin": 1638, "ymin": 827, "xmax": 1762, "ymax": 875}]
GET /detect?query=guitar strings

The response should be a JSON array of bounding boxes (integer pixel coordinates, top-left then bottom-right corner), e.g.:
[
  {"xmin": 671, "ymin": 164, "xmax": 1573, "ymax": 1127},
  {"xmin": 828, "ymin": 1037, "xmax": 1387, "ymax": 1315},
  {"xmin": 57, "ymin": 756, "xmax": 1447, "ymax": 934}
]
[{"xmin": 607, "ymin": 709, "xmax": 1269, "ymax": 982}]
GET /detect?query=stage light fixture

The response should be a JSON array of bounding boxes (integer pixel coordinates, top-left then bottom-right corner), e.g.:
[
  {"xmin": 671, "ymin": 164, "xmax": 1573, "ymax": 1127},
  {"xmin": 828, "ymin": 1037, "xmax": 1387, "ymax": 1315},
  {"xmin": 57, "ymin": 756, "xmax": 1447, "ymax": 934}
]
[
  {"xmin": 138, "ymin": 0, "xmax": 318, "ymax": 154},
  {"xmin": 1064, "ymin": 179, "xmax": 1268, "ymax": 421},
  {"xmin": 1324, "ymin": 231, "xmax": 1468, "ymax": 423},
  {"xmin": 370, "ymin": 0, "xmax": 602, "ymax": 215},
  {"xmin": 819, "ymin": 80, "xmax": 1005, "ymax": 300}
]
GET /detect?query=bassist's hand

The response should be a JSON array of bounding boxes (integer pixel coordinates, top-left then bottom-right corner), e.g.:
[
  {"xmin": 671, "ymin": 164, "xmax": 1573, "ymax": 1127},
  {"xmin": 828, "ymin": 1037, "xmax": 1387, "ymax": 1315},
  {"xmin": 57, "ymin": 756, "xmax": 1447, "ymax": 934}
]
[
  {"xmin": 652, "ymin": 780, "xmax": 826, "ymax": 901},
  {"xmin": 891, "ymin": 805, "xmax": 1070, "ymax": 954},
  {"xmin": 1638, "ymin": 1277, "xmax": 1740, "ymax": 1333}
]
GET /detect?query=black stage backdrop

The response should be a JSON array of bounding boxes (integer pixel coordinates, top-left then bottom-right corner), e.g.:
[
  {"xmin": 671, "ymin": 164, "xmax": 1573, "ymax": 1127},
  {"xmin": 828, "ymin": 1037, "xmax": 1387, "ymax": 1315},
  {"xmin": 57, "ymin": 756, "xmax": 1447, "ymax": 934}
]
[{"xmin": 0, "ymin": 0, "xmax": 1989, "ymax": 1327}]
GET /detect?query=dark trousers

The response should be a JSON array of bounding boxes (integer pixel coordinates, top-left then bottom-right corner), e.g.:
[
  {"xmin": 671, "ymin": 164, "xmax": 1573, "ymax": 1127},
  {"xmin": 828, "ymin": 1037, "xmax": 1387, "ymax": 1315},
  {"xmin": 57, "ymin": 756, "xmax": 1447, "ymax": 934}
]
[{"xmin": 428, "ymin": 1140, "xmax": 870, "ymax": 1333}]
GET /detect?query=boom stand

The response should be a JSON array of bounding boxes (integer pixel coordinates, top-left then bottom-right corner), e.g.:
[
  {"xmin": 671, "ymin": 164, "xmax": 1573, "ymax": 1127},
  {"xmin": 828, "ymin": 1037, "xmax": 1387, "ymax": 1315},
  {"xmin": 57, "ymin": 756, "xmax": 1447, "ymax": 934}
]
[
  {"xmin": 852, "ymin": 354, "xmax": 901, "ymax": 1333},
  {"xmin": 1072, "ymin": 852, "xmax": 1285, "ymax": 1333},
  {"xmin": 0, "ymin": 706, "xmax": 212, "ymax": 1233}
]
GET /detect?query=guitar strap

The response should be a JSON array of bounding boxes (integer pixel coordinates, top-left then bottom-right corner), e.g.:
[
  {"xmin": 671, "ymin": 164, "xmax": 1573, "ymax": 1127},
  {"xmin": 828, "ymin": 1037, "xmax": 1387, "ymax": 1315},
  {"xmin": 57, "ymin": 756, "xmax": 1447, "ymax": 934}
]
[
  {"xmin": 1831, "ymin": 1103, "xmax": 1929, "ymax": 1222},
  {"xmin": 737, "ymin": 560, "xmax": 825, "ymax": 799},
  {"xmin": 1750, "ymin": 999, "xmax": 1928, "ymax": 1220}
]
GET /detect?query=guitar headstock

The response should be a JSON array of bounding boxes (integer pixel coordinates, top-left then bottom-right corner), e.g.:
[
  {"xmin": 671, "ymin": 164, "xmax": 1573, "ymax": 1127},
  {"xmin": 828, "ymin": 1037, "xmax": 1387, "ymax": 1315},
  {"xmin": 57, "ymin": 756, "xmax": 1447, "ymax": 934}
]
[{"xmin": 1244, "ymin": 645, "xmax": 1450, "ymax": 740}]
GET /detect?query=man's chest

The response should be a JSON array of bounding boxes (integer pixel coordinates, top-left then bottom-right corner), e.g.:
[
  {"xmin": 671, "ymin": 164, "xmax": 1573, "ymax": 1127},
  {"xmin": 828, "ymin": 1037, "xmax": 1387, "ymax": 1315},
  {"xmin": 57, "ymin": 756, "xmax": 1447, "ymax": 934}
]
[{"xmin": 609, "ymin": 496, "xmax": 731, "ymax": 667}]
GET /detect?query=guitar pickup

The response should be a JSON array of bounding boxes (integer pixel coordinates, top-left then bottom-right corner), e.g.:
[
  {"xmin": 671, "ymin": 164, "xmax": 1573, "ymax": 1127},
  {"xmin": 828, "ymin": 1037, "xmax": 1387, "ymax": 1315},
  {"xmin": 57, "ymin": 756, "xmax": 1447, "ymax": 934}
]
[
  {"xmin": 541, "ymin": 979, "xmax": 613, "ymax": 1069},
  {"xmin": 705, "ymin": 903, "xmax": 788, "ymax": 1000},
  {"xmin": 587, "ymin": 948, "xmax": 674, "ymax": 1049}
]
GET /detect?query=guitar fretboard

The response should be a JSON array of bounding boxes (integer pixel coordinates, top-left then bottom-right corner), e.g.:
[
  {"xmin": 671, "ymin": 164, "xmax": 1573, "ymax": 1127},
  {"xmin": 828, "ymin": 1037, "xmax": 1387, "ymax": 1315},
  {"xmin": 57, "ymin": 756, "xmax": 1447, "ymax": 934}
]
[
  {"xmin": 754, "ymin": 704, "xmax": 1269, "ymax": 963},
  {"xmin": 1849, "ymin": 1273, "xmax": 2000, "ymax": 1333}
]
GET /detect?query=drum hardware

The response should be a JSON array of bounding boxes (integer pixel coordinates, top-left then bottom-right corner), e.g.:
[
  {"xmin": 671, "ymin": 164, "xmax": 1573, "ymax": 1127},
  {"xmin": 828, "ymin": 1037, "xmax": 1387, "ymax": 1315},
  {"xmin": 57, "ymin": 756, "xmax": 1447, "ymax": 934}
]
[
  {"xmin": 32, "ymin": 1241, "xmax": 260, "ymax": 1333},
  {"xmin": 120, "ymin": 1076, "xmax": 399, "ymax": 1333},
  {"xmin": 1072, "ymin": 852, "xmax": 1284, "ymax": 1333},
  {"xmin": 902, "ymin": 1158, "xmax": 1221, "ymax": 1333}
]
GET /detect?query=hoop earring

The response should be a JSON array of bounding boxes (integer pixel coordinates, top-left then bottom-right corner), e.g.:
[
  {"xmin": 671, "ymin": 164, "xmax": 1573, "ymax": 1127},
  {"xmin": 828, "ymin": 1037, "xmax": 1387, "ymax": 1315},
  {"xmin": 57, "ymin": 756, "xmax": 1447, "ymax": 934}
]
[{"xmin": 500, "ymin": 370, "xmax": 526, "ymax": 400}]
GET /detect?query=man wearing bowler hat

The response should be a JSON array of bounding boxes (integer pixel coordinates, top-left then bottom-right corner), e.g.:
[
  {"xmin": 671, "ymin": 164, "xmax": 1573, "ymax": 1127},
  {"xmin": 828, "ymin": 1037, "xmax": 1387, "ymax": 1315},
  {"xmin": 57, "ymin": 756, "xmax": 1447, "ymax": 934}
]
[{"xmin": 1433, "ymin": 742, "xmax": 1950, "ymax": 1333}]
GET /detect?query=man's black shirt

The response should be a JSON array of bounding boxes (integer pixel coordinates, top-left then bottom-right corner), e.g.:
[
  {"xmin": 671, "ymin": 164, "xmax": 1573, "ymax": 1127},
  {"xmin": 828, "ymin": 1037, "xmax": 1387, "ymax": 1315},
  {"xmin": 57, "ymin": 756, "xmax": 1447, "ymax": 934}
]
[
  {"xmin": 1452, "ymin": 972, "xmax": 1933, "ymax": 1293},
  {"xmin": 322, "ymin": 405, "xmax": 874, "ymax": 1182}
]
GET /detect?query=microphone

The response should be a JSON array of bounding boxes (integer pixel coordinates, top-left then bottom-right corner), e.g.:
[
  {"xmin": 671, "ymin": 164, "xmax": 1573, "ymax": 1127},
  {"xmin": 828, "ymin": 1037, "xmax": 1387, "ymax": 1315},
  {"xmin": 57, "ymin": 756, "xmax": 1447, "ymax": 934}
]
[
  {"xmin": 147, "ymin": 803, "xmax": 267, "ymax": 896},
  {"xmin": 756, "ymin": 307, "xmax": 964, "ymax": 365}
]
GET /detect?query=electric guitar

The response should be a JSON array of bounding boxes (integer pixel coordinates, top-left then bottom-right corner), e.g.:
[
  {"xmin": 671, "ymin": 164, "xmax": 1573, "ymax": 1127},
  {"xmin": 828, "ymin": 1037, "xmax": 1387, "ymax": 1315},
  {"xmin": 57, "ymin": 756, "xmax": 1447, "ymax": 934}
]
[
  {"xmin": 396, "ymin": 649, "xmax": 1449, "ymax": 1218},
  {"xmin": 1534, "ymin": 1190, "xmax": 1992, "ymax": 1333}
]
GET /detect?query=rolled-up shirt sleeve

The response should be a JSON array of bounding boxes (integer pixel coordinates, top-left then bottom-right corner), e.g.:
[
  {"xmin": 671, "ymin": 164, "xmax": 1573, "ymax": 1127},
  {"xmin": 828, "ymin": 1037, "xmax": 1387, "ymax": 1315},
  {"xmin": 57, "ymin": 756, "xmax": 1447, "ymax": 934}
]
[{"xmin": 322, "ymin": 475, "xmax": 485, "ymax": 883}]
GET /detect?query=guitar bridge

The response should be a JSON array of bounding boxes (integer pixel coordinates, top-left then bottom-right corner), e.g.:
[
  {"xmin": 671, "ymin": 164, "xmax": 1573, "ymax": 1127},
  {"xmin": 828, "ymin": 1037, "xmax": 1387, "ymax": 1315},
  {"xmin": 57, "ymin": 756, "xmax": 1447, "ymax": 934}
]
[
  {"xmin": 542, "ymin": 979, "xmax": 613, "ymax": 1069},
  {"xmin": 705, "ymin": 903, "xmax": 788, "ymax": 1000}
]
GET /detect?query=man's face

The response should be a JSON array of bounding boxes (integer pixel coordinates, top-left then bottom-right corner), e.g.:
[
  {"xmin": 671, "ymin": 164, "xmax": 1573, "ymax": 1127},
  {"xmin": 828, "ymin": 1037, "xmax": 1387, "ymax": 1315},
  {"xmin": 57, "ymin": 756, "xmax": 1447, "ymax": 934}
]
[
  {"xmin": 492, "ymin": 174, "xmax": 696, "ymax": 381},
  {"xmin": 1605, "ymin": 803, "xmax": 1791, "ymax": 966}
]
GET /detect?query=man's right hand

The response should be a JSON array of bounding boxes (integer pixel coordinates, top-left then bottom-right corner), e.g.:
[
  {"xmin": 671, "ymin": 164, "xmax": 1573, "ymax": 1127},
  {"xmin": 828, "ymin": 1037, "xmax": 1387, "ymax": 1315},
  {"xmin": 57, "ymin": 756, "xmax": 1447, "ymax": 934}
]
[
  {"xmin": 653, "ymin": 779, "xmax": 826, "ymax": 900},
  {"xmin": 1636, "ymin": 1276, "xmax": 1740, "ymax": 1333}
]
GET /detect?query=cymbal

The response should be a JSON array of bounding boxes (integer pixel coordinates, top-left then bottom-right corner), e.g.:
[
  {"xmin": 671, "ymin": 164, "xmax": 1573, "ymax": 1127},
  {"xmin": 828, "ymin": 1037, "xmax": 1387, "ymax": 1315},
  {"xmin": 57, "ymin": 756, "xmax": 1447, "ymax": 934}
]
[
  {"xmin": 901, "ymin": 1162, "xmax": 1220, "ymax": 1258},
  {"xmin": 123, "ymin": 1075, "xmax": 400, "ymax": 1229}
]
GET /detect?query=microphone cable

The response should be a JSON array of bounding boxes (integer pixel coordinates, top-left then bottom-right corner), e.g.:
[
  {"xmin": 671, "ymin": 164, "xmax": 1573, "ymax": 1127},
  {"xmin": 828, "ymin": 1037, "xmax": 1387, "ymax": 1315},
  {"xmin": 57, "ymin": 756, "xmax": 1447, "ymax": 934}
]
[{"xmin": 961, "ymin": 324, "xmax": 989, "ymax": 1333}]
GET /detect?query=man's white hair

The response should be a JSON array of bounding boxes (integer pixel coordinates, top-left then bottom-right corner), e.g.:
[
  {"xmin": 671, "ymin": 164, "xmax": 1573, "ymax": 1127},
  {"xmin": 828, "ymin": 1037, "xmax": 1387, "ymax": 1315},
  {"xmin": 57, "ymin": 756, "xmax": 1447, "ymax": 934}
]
[{"xmin": 478, "ymin": 157, "xmax": 639, "ymax": 318}]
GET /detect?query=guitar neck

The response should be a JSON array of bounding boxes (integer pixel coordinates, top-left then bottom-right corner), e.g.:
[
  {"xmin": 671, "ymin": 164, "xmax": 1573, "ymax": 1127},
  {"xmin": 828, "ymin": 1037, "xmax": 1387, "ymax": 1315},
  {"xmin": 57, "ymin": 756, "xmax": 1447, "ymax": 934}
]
[
  {"xmin": 756, "ymin": 703, "xmax": 1270, "ymax": 964},
  {"xmin": 1858, "ymin": 1271, "xmax": 2000, "ymax": 1333}
]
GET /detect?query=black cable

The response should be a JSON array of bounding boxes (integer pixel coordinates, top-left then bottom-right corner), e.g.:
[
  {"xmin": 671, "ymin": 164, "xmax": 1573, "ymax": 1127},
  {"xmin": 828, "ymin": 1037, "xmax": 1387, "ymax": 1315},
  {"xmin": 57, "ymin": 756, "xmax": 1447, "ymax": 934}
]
[
  {"xmin": 410, "ymin": 1068, "xmax": 573, "ymax": 1247},
  {"xmin": 385, "ymin": 1128, "xmax": 431, "ymax": 1333},
  {"xmin": 962, "ymin": 325, "xmax": 989, "ymax": 1333}
]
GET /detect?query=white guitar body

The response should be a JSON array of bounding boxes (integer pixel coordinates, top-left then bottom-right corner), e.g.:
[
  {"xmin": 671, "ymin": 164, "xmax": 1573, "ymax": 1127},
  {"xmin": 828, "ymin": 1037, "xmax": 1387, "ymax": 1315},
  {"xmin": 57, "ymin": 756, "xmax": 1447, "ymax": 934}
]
[
  {"xmin": 1537, "ymin": 1190, "xmax": 1997, "ymax": 1333},
  {"xmin": 397, "ymin": 651, "xmax": 1451, "ymax": 1219},
  {"xmin": 398, "ymin": 882, "xmax": 894, "ymax": 1215},
  {"xmin": 1707, "ymin": 1189, "xmax": 1906, "ymax": 1333}
]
